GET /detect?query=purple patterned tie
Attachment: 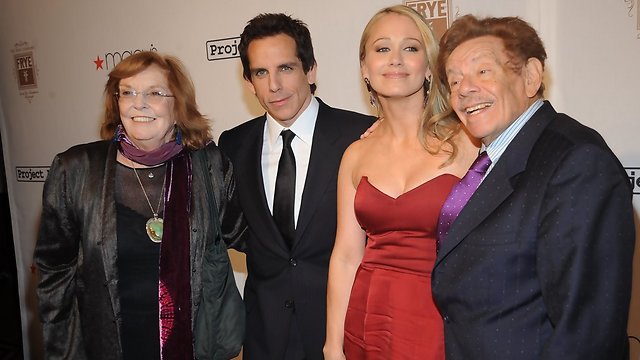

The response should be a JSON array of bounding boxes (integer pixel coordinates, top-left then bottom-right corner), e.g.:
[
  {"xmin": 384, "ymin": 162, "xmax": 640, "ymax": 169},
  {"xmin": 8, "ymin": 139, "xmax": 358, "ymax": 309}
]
[{"xmin": 437, "ymin": 151, "xmax": 492, "ymax": 246}]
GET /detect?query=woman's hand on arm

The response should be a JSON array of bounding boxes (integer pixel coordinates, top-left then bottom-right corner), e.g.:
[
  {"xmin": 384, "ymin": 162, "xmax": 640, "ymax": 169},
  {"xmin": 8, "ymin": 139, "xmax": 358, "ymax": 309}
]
[{"xmin": 359, "ymin": 119, "xmax": 382, "ymax": 139}]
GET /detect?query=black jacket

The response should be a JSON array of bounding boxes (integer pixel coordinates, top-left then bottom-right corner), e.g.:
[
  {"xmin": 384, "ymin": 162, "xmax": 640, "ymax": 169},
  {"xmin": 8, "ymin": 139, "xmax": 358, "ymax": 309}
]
[{"xmin": 34, "ymin": 140, "xmax": 246, "ymax": 359}]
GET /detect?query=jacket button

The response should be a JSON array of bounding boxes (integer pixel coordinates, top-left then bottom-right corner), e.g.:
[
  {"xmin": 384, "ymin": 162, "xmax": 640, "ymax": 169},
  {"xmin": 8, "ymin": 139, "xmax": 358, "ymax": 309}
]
[
  {"xmin": 443, "ymin": 315, "xmax": 451, "ymax": 323},
  {"xmin": 284, "ymin": 300, "xmax": 295, "ymax": 309},
  {"xmin": 289, "ymin": 258, "xmax": 297, "ymax": 267}
]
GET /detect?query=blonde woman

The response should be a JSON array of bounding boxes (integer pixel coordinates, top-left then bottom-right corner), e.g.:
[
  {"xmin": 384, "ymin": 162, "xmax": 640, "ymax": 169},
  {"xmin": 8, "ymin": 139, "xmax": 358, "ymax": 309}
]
[{"xmin": 324, "ymin": 6, "xmax": 477, "ymax": 359}]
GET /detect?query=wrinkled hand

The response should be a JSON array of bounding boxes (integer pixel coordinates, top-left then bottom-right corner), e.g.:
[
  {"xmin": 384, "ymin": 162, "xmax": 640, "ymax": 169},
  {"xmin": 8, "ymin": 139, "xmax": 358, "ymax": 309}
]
[{"xmin": 360, "ymin": 119, "xmax": 382, "ymax": 139}]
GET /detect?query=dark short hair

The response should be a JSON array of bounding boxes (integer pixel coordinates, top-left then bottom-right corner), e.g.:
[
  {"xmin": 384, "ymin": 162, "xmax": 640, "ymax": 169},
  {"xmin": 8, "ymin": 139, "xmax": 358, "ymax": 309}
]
[
  {"xmin": 100, "ymin": 51, "xmax": 211, "ymax": 150},
  {"xmin": 239, "ymin": 13, "xmax": 317, "ymax": 93},
  {"xmin": 437, "ymin": 15, "xmax": 547, "ymax": 97}
]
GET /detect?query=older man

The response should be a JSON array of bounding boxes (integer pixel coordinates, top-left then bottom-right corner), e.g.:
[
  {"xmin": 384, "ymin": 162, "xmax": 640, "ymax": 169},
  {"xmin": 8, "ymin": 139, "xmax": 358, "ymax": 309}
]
[{"xmin": 432, "ymin": 15, "xmax": 635, "ymax": 359}]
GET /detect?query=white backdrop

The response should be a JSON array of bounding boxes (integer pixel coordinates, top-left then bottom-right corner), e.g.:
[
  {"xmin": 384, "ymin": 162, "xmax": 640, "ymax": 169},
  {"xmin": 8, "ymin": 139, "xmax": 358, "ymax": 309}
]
[{"xmin": 1, "ymin": 0, "xmax": 638, "ymax": 358}]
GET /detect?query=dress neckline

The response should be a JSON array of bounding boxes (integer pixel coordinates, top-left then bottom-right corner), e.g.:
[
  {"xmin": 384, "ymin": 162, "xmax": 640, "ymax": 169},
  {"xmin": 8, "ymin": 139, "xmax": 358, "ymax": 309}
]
[{"xmin": 361, "ymin": 174, "xmax": 459, "ymax": 200}]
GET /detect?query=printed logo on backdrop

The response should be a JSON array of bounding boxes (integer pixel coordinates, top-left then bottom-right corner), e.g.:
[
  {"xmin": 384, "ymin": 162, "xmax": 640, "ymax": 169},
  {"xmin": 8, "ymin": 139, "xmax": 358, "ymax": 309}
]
[
  {"xmin": 206, "ymin": 37, "xmax": 240, "ymax": 61},
  {"xmin": 93, "ymin": 44, "xmax": 158, "ymax": 70},
  {"xmin": 16, "ymin": 166, "xmax": 49, "ymax": 183},
  {"xmin": 11, "ymin": 41, "xmax": 39, "ymax": 103},
  {"xmin": 404, "ymin": 0, "xmax": 450, "ymax": 40},
  {"xmin": 626, "ymin": 167, "xmax": 640, "ymax": 195},
  {"xmin": 623, "ymin": 0, "xmax": 640, "ymax": 38}
]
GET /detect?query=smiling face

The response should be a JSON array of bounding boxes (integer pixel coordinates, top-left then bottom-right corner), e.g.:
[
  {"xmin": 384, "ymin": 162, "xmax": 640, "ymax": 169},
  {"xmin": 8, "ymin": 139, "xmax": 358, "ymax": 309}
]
[
  {"xmin": 246, "ymin": 33, "xmax": 316, "ymax": 127},
  {"xmin": 446, "ymin": 35, "xmax": 542, "ymax": 145},
  {"xmin": 118, "ymin": 64, "xmax": 176, "ymax": 151},
  {"xmin": 361, "ymin": 12, "xmax": 430, "ymax": 103}
]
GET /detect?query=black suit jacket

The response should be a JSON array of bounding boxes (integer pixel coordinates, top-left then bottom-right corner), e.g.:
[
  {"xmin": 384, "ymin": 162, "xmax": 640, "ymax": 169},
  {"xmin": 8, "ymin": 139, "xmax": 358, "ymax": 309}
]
[
  {"xmin": 432, "ymin": 101, "xmax": 635, "ymax": 359},
  {"xmin": 218, "ymin": 98, "xmax": 375, "ymax": 359}
]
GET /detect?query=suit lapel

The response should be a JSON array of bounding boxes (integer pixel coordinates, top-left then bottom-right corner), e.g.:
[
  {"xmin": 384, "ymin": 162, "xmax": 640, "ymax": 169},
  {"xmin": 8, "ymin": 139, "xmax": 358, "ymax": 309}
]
[
  {"xmin": 436, "ymin": 164, "xmax": 515, "ymax": 263},
  {"xmin": 295, "ymin": 102, "xmax": 341, "ymax": 248},
  {"xmin": 436, "ymin": 101, "xmax": 557, "ymax": 265},
  {"xmin": 235, "ymin": 118, "xmax": 291, "ymax": 253}
]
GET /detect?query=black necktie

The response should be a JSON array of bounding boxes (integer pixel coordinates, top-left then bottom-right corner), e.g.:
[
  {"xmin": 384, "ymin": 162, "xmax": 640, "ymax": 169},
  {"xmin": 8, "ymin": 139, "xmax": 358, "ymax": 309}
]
[{"xmin": 273, "ymin": 129, "xmax": 296, "ymax": 248}]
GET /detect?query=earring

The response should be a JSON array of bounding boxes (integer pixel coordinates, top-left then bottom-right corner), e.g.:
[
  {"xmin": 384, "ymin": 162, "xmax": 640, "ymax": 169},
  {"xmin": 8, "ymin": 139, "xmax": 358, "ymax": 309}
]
[
  {"xmin": 424, "ymin": 76, "xmax": 431, "ymax": 100},
  {"xmin": 364, "ymin": 77, "xmax": 372, "ymax": 91},
  {"xmin": 175, "ymin": 125, "xmax": 183, "ymax": 145},
  {"xmin": 113, "ymin": 124, "xmax": 125, "ymax": 142},
  {"xmin": 364, "ymin": 78, "xmax": 376, "ymax": 108}
]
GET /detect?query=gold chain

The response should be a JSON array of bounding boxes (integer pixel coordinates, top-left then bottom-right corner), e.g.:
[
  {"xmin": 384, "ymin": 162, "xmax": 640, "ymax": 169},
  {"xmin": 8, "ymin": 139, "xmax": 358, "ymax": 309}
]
[{"xmin": 131, "ymin": 160, "xmax": 165, "ymax": 217}]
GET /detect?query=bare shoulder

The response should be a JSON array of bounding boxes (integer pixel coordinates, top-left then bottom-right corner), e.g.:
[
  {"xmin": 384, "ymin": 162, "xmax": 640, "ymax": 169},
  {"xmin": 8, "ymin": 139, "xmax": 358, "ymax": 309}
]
[
  {"xmin": 340, "ymin": 137, "xmax": 379, "ymax": 189},
  {"xmin": 450, "ymin": 129, "xmax": 481, "ymax": 173},
  {"xmin": 341, "ymin": 138, "xmax": 367, "ymax": 170}
]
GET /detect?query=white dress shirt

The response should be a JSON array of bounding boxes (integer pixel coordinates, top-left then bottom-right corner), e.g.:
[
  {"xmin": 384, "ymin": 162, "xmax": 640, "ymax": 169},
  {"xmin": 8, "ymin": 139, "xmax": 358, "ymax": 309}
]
[
  {"xmin": 482, "ymin": 99, "xmax": 544, "ymax": 179},
  {"xmin": 262, "ymin": 97, "xmax": 319, "ymax": 227}
]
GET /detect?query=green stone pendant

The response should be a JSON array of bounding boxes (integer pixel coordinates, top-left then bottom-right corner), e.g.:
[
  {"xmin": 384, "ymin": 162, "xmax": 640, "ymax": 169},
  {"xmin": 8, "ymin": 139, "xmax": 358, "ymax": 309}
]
[{"xmin": 146, "ymin": 217, "xmax": 163, "ymax": 243}]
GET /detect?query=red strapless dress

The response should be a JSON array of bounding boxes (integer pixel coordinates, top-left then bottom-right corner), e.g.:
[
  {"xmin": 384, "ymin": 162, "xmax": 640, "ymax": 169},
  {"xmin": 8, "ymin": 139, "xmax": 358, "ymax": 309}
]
[{"xmin": 344, "ymin": 174, "xmax": 459, "ymax": 360}]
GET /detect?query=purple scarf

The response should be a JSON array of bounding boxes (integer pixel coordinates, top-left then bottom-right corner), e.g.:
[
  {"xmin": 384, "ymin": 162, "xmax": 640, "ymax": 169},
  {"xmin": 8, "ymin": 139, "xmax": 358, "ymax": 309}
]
[
  {"xmin": 158, "ymin": 152, "xmax": 193, "ymax": 360},
  {"xmin": 114, "ymin": 125, "xmax": 183, "ymax": 166},
  {"xmin": 115, "ymin": 125, "xmax": 193, "ymax": 359}
]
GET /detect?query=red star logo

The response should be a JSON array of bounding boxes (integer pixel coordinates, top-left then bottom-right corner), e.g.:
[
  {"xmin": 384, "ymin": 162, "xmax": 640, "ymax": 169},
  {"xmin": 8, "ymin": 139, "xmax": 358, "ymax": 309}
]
[{"xmin": 93, "ymin": 55, "xmax": 104, "ymax": 70}]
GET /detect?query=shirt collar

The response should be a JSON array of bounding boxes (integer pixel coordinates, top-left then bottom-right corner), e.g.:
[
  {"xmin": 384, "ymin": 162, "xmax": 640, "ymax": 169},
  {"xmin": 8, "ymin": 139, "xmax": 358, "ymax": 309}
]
[
  {"xmin": 265, "ymin": 96, "xmax": 319, "ymax": 147},
  {"xmin": 483, "ymin": 98, "xmax": 544, "ymax": 163}
]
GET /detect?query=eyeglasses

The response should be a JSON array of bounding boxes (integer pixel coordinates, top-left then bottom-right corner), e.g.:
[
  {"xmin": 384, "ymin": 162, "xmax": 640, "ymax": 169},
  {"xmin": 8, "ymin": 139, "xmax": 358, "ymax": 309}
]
[{"xmin": 115, "ymin": 89, "xmax": 175, "ymax": 104}]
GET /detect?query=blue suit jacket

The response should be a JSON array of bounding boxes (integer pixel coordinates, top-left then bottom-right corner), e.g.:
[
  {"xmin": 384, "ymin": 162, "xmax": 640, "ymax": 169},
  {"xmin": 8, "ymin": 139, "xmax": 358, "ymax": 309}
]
[{"xmin": 432, "ymin": 101, "xmax": 635, "ymax": 359}]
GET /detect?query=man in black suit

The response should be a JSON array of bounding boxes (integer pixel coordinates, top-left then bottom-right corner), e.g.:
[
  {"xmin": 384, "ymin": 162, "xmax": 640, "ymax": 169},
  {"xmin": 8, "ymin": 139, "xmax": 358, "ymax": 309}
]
[
  {"xmin": 218, "ymin": 13, "xmax": 374, "ymax": 360},
  {"xmin": 432, "ymin": 15, "xmax": 635, "ymax": 359}
]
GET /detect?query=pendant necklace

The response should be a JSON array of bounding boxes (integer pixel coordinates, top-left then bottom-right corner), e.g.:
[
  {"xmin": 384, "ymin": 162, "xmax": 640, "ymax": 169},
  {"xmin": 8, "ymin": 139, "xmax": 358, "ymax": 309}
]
[{"xmin": 131, "ymin": 161, "xmax": 166, "ymax": 243}]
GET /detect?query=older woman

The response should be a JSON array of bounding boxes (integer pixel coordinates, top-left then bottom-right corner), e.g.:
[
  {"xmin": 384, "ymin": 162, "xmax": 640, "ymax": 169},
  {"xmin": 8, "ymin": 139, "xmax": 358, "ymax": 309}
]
[{"xmin": 34, "ymin": 51, "xmax": 246, "ymax": 359}]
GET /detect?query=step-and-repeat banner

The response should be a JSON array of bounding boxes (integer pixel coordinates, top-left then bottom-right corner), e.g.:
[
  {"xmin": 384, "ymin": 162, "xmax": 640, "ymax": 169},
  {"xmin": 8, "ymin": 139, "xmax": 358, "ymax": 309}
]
[{"xmin": 1, "ymin": 0, "xmax": 638, "ymax": 358}]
